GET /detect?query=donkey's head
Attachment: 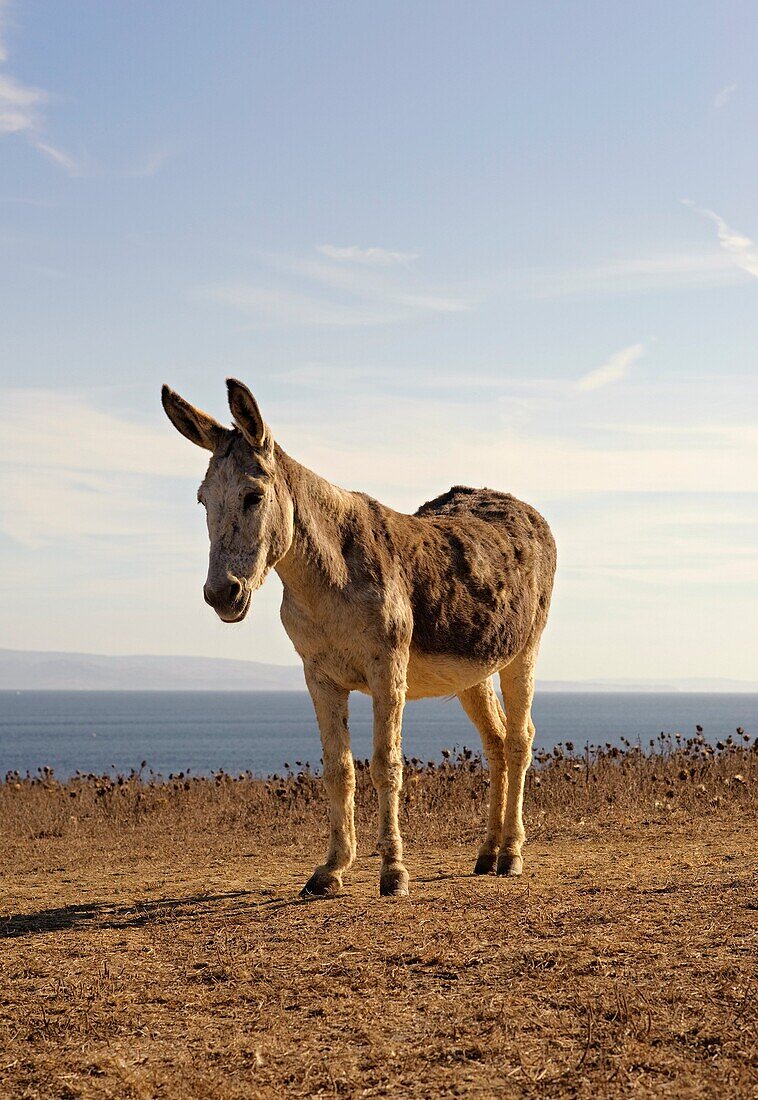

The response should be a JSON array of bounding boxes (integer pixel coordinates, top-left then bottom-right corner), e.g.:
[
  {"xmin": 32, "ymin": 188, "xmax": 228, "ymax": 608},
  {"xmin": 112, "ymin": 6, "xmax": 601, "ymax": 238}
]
[{"xmin": 161, "ymin": 379, "xmax": 294, "ymax": 622}]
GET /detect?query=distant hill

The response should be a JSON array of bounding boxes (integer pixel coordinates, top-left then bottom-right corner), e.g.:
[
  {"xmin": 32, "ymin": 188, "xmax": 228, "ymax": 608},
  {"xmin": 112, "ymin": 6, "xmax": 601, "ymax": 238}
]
[
  {"xmin": 537, "ymin": 678, "xmax": 758, "ymax": 694},
  {"xmin": 0, "ymin": 649, "xmax": 305, "ymax": 692},
  {"xmin": 1, "ymin": 650, "xmax": 756, "ymax": 693}
]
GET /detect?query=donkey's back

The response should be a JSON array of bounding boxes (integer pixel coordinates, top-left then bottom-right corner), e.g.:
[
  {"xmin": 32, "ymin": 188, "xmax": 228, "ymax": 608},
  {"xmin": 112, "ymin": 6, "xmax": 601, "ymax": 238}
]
[
  {"xmin": 401, "ymin": 485, "xmax": 556, "ymax": 678},
  {"xmin": 415, "ymin": 484, "xmax": 554, "ymax": 550}
]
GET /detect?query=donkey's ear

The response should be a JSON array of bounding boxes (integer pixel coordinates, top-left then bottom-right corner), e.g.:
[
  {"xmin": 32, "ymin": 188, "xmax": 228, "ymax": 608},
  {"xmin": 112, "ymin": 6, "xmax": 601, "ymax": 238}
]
[
  {"xmin": 226, "ymin": 378, "xmax": 269, "ymax": 451},
  {"xmin": 161, "ymin": 385, "xmax": 227, "ymax": 452}
]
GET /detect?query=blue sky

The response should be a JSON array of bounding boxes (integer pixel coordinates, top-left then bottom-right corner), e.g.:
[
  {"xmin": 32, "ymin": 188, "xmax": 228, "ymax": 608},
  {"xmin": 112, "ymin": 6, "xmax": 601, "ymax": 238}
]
[{"xmin": 1, "ymin": 0, "xmax": 756, "ymax": 679}]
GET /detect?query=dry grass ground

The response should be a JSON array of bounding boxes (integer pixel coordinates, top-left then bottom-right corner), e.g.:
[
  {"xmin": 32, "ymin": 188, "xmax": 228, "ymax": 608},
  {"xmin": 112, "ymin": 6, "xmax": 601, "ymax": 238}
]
[{"xmin": 1, "ymin": 735, "xmax": 756, "ymax": 1098}]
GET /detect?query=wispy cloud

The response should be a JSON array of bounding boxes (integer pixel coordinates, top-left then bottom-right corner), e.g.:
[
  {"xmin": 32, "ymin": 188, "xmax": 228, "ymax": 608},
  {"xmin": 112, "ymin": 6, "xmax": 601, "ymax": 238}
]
[
  {"xmin": 209, "ymin": 226, "xmax": 755, "ymax": 327},
  {"xmin": 0, "ymin": 3, "xmax": 81, "ymax": 172},
  {"xmin": 30, "ymin": 137, "xmax": 82, "ymax": 175},
  {"xmin": 277, "ymin": 252, "xmax": 470, "ymax": 311},
  {"xmin": 131, "ymin": 145, "xmax": 173, "ymax": 178},
  {"xmin": 682, "ymin": 199, "xmax": 758, "ymax": 279},
  {"xmin": 554, "ymin": 494, "xmax": 758, "ymax": 590},
  {"xmin": 0, "ymin": 70, "xmax": 44, "ymax": 133},
  {"xmin": 204, "ymin": 285, "xmax": 408, "ymax": 327},
  {"xmin": 540, "ymin": 200, "xmax": 758, "ymax": 298},
  {"xmin": 712, "ymin": 83, "xmax": 737, "ymax": 110},
  {"xmin": 316, "ymin": 244, "xmax": 418, "ymax": 266},
  {"xmin": 0, "ymin": 388, "xmax": 206, "ymax": 548},
  {"xmin": 204, "ymin": 246, "xmax": 473, "ymax": 327},
  {"xmin": 516, "ymin": 251, "xmax": 743, "ymax": 300},
  {"xmin": 577, "ymin": 343, "xmax": 645, "ymax": 392},
  {"xmin": 278, "ymin": 379, "xmax": 758, "ymax": 509},
  {"xmin": 0, "ymin": 194, "xmax": 59, "ymax": 206},
  {"xmin": 0, "ymin": 465, "xmax": 171, "ymax": 548},
  {"xmin": 275, "ymin": 361, "xmax": 377, "ymax": 386},
  {"xmin": 0, "ymin": 389, "xmax": 206, "ymax": 479}
]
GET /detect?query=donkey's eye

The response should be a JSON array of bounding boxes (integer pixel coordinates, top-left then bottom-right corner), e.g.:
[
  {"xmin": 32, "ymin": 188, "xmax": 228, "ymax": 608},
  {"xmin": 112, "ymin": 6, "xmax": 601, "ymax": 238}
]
[{"xmin": 243, "ymin": 489, "xmax": 264, "ymax": 513}]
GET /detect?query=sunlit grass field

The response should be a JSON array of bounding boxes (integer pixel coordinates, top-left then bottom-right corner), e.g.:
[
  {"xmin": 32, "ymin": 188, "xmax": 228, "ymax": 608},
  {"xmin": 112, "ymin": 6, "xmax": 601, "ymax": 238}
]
[{"xmin": 1, "ymin": 732, "xmax": 755, "ymax": 1098}]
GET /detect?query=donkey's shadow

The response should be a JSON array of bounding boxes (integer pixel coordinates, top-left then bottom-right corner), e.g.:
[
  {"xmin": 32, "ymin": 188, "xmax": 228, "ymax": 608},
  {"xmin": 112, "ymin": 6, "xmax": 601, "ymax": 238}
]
[{"xmin": 0, "ymin": 888, "xmax": 312, "ymax": 938}]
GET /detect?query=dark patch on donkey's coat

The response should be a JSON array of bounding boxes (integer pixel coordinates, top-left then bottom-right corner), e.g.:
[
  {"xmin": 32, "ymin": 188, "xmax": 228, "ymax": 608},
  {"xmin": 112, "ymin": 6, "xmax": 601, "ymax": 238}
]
[{"xmin": 407, "ymin": 487, "xmax": 556, "ymax": 663}]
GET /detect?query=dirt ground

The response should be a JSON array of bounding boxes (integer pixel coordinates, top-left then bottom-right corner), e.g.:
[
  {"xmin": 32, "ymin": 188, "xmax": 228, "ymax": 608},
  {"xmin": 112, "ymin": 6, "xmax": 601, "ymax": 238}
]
[{"xmin": 1, "ymin": 802, "xmax": 755, "ymax": 1099}]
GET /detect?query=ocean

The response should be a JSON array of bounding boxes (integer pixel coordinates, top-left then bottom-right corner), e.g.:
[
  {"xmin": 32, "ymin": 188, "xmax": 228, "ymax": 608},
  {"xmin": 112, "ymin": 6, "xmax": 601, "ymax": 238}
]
[{"xmin": 0, "ymin": 691, "xmax": 755, "ymax": 780}]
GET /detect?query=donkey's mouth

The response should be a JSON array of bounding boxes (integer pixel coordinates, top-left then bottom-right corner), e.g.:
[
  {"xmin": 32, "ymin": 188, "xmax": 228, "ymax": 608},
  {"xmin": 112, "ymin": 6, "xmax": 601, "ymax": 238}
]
[{"xmin": 216, "ymin": 590, "xmax": 251, "ymax": 624}]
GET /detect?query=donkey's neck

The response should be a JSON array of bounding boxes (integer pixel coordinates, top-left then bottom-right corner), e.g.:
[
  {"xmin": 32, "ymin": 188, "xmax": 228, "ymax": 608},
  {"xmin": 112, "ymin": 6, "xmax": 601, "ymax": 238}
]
[{"xmin": 274, "ymin": 446, "xmax": 354, "ymax": 598}]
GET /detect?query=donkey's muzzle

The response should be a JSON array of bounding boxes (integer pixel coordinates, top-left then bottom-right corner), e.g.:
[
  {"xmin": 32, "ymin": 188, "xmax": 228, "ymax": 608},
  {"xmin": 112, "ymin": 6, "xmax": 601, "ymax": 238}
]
[{"xmin": 203, "ymin": 577, "xmax": 250, "ymax": 622}]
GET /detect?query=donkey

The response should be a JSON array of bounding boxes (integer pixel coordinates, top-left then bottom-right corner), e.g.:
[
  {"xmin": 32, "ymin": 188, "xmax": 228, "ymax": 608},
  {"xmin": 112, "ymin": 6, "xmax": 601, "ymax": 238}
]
[{"xmin": 162, "ymin": 379, "xmax": 556, "ymax": 898}]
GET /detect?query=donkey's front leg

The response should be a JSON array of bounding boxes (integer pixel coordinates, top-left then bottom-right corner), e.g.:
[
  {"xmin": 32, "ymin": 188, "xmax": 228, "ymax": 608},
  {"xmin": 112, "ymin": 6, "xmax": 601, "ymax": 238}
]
[
  {"xmin": 367, "ymin": 658, "xmax": 409, "ymax": 897},
  {"xmin": 301, "ymin": 667, "xmax": 356, "ymax": 898}
]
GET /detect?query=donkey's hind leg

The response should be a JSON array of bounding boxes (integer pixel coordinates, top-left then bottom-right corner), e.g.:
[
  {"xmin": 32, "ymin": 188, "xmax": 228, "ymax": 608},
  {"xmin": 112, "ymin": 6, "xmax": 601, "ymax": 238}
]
[
  {"xmin": 497, "ymin": 645, "xmax": 538, "ymax": 877},
  {"xmin": 458, "ymin": 679, "xmax": 507, "ymax": 875}
]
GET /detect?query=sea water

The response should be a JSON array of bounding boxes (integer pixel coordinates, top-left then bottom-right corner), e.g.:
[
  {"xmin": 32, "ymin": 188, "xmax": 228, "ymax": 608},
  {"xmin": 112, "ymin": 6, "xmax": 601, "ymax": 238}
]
[{"xmin": 0, "ymin": 691, "xmax": 755, "ymax": 779}]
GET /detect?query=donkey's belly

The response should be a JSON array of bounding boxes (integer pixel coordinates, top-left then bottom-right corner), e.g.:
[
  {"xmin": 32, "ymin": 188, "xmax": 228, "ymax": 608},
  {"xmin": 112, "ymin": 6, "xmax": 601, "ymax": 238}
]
[{"xmin": 404, "ymin": 651, "xmax": 500, "ymax": 700}]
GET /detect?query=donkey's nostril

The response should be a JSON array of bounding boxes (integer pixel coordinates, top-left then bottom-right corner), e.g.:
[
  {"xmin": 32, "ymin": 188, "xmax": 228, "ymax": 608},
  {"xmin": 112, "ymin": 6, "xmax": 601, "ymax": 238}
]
[{"xmin": 204, "ymin": 575, "xmax": 245, "ymax": 616}]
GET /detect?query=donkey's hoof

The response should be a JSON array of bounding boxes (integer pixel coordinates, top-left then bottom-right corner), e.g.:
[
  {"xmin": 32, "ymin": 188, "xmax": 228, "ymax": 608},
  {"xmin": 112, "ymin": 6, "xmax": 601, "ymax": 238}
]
[
  {"xmin": 496, "ymin": 854, "xmax": 523, "ymax": 877},
  {"xmin": 300, "ymin": 868, "xmax": 342, "ymax": 898},
  {"xmin": 380, "ymin": 866, "xmax": 409, "ymax": 897},
  {"xmin": 474, "ymin": 852, "xmax": 498, "ymax": 875}
]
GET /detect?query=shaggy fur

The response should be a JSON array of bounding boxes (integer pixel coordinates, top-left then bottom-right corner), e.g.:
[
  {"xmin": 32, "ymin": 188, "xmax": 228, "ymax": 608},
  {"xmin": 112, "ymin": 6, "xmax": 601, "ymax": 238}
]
[{"xmin": 162, "ymin": 379, "xmax": 557, "ymax": 896}]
